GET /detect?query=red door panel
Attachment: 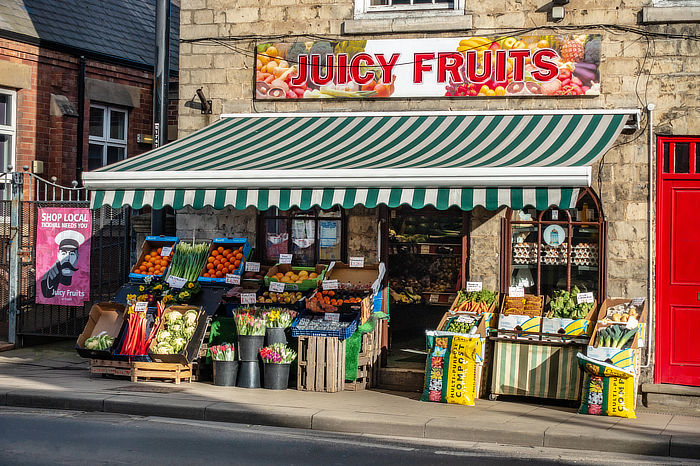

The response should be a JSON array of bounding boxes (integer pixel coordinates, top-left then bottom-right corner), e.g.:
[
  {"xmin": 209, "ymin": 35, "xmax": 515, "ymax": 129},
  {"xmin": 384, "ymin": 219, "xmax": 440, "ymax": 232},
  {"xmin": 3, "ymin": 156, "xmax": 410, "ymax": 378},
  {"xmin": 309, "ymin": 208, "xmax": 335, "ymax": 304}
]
[{"xmin": 657, "ymin": 136, "xmax": 700, "ymax": 386}]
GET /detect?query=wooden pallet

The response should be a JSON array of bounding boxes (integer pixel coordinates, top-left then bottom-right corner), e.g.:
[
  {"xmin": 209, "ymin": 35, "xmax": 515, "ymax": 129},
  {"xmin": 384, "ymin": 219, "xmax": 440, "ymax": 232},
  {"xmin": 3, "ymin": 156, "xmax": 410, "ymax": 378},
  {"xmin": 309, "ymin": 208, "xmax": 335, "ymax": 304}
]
[
  {"xmin": 297, "ymin": 336, "xmax": 346, "ymax": 393},
  {"xmin": 131, "ymin": 362, "xmax": 193, "ymax": 384},
  {"xmin": 345, "ymin": 322, "xmax": 383, "ymax": 391},
  {"xmin": 89, "ymin": 359, "xmax": 132, "ymax": 377}
]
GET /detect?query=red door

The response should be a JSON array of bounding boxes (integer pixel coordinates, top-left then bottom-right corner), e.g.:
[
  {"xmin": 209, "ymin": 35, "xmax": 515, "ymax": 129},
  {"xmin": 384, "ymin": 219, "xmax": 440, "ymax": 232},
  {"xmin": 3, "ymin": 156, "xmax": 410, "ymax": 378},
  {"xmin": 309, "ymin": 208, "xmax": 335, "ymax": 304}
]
[{"xmin": 656, "ymin": 136, "xmax": 700, "ymax": 386}]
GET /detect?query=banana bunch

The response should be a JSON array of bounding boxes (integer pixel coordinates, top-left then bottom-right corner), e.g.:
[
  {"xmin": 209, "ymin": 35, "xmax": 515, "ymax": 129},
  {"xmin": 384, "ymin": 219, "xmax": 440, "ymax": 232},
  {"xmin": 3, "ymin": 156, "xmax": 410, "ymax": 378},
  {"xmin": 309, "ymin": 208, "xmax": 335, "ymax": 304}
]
[{"xmin": 456, "ymin": 36, "xmax": 492, "ymax": 53}]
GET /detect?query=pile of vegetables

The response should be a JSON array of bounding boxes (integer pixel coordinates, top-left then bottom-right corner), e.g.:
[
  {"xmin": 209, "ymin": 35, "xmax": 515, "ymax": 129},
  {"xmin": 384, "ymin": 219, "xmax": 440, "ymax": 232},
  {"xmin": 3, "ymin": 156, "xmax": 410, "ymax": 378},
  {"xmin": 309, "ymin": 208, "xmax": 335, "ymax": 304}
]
[
  {"xmin": 165, "ymin": 242, "xmax": 209, "ymax": 282},
  {"xmin": 153, "ymin": 309, "xmax": 199, "ymax": 354},
  {"xmin": 595, "ymin": 326, "xmax": 637, "ymax": 349},
  {"xmin": 445, "ymin": 317, "xmax": 478, "ymax": 334},
  {"xmin": 84, "ymin": 332, "xmax": 114, "ymax": 351},
  {"xmin": 451, "ymin": 290, "xmax": 498, "ymax": 313},
  {"xmin": 548, "ymin": 286, "xmax": 594, "ymax": 319},
  {"xmin": 118, "ymin": 303, "xmax": 163, "ymax": 356}
]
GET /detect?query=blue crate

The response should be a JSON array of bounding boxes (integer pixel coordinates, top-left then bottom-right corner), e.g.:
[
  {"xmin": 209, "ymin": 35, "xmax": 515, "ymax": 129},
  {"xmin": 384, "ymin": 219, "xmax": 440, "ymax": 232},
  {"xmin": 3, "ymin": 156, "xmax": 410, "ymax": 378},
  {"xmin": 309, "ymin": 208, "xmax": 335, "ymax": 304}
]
[
  {"xmin": 198, "ymin": 238, "xmax": 251, "ymax": 284},
  {"xmin": 373, "ymin": 287, "xmax": 383, "ymax": 313},
  {"xmin": 291, "ymin": 311, "xmax": 359, "ymax": 341},
  {"xmin": 129, "ymin": 236, "xmax": 179, "ymax": 283}
]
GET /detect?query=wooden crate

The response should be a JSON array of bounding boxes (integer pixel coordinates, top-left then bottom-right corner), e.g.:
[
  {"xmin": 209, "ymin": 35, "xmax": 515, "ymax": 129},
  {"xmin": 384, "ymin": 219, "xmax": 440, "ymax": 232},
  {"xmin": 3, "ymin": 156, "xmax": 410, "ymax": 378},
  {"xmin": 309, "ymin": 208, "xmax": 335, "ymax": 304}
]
[
  {"xmin": 345, "ymin": 321, "xmax": 383, "ymax": 391},
  {"xmin": 89, "ymin": 359, "xmax": 132, "ymax": 377},
  {"xmin": 131, "ymin": 362, "xmax": 193, "ymax": 384},
  {"xmin": 297, "ymin": 336, "xmax": 346, "ymax": 393}
]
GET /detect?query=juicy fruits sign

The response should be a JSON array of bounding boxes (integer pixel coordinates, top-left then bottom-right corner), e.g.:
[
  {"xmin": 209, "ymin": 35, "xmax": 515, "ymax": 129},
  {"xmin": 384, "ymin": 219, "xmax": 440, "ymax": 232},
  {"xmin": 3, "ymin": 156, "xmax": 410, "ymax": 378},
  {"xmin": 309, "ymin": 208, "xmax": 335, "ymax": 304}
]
[{"xmin": 255, "ymin": 35, "xmax": 601, "ymax": 99}]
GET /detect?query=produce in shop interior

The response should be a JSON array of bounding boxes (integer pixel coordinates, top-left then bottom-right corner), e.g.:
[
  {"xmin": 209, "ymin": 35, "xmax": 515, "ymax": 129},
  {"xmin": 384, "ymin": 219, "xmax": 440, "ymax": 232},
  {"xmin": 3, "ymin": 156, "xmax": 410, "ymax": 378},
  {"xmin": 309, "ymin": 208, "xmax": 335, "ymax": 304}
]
[
  {"xmin": 547, "ymin": 286, "xmax": 594, "ymax": 319},
  {"xmin": 132, "ymin": 247, "xmax": 173, "ymax": 276},
  {"xmin": 83, "ymin": 332, "xmax": 115, "ymax": 351},
  {"xmin": 202, "ymin": 245, "xmax": 246, "ymax": 279},
  {"xmin": 258, "ymin": 291, "xmax": 304, "ymax": 304},
  {"xmin": 165, "ymin": 242, "xmax": 209, "ymax": 282},
  {"xmin": 445, "ymin": 317, "xmax": 478, "ymax": 334},
  {"xmin": 152, "ymin": 308, "xmax": 199, "ymax": 354},
  {"xmin": 310, "ymin": 289, "xmax": 363, "ymax": 308},
  {"xmin": 594, "ymin": 326, "xmax": 637, "ymax": 349},
  {"xmin": 389, "ymin": 288, "xmax": 423, "ymax": 305},
  {"xmin": 603, "ymin": 302, "xmax": 642, "ymax": 323},
  {"xmin": 451, "ymin": 290, "xmax": 498, "ymax": 313},
  {"xmin": 502, "ymin": 295, "xmax": 543, "ymax": 317}
]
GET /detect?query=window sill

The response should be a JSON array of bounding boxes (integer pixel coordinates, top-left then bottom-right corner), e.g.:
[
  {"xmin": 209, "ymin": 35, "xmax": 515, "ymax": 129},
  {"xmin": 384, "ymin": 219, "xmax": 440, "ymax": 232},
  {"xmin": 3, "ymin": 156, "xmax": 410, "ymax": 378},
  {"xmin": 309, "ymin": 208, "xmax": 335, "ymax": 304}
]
[
  {"xmin": 642, "ymin": 6, "xmax": 700, "ymax": 23},
  {"xmin": 343, "ymin": 14, "xmax": 472, "ymax": 35}
]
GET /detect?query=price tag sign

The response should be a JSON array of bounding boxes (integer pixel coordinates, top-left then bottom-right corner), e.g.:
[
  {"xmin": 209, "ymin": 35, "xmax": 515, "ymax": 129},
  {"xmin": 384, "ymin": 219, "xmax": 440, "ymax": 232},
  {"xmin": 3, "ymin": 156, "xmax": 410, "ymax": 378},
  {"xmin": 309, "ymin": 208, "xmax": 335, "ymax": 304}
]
[
  {"xmin": 577, "ymin": 292, "xmax": 594, "ymax": 304},
  {"xmin": 456, "ymin": 315, "xmax": 472, "ymax": 323},
  {"xmin": 322, "ymin": 279, "xmax": 339, "ymax": 290},
  {"xmin": 166, "ymin": 275, "xmax": 187, "ymax": 289},
  {"xmin": 509, "ymin": 286, "xmax": 525, "ymax": 297},
  {"xmin": 324, "ymin": 313, "xmax": 340, "ymax": 322},
  {"xmin": 269, "ymin": 281, "xmax": 286, "ymax": 293},
  {"xmin": 279, "ymin": 254, "xmax": 293, "ymax": 264},
  {"xmin": 631, "ymin": 297, "xmax": 645, "ymax": 306},
  {"xmin": 134, "ymin": 301, "xmax": 148, "ymax": 312},
  {"xmin": 420, "ymin": 244, "xmax": 430, "ymax": 254},
  {"xmin": 466, "ymin": 281, "xmax": 483, "ymax": 292},
  {"xmin": 225, "ymin": 273, "xmax": 240, "ymax": 285},
  {"xmin": 240, "ymin": 293, "xmax": 257, "ymax": 305},
  {"xmin": 551, "ymin": 210, "xmax": 559, "ymax": 220},
  {"xmin": 349, "ymin": 257, "xmax": 365, "ymax": 268},
  {"xmin": 245, "ymin": 261, "xmax": 260, "ymax": 272},
  {"xmin": 160, "ymin": 246, "xmax": 172, "ymax": 257},
  {"xmin": 429, "ymin": 294, "xmax": 439, "ymax": 303}
]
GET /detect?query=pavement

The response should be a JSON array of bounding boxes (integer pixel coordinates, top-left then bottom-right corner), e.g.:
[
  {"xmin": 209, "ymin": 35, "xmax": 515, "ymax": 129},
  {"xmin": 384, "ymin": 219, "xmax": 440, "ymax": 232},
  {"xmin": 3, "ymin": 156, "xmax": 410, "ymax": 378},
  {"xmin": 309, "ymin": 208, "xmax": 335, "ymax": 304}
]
[{"xmin": 1, "ymin": 341, "xmax": 699, "ymax": 460}]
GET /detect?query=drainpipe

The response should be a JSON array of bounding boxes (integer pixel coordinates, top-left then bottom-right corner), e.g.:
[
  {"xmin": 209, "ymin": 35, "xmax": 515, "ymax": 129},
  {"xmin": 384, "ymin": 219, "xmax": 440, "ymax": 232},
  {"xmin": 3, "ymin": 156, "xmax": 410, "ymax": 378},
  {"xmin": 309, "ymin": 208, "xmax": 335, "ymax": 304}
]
[
  {"xmin": 151, "ymin": 0, "xmax": 170, "ymax": 235},
  {"xmin": 76, "ymin": 56, "xmax": 86, "ymax": 184},
  {"xmin": 641, "ymin": 103, "xmax": 655, "ymax": 369}
]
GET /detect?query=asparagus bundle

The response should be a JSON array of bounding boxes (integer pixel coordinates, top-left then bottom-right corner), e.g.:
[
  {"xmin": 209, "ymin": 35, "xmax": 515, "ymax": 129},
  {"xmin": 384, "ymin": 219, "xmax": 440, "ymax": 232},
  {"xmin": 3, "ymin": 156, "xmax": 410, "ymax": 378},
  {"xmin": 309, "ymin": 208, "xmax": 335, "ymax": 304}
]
[{"xmin": 165, "ymin": 242, "xmax": 209, "ymax": 282}]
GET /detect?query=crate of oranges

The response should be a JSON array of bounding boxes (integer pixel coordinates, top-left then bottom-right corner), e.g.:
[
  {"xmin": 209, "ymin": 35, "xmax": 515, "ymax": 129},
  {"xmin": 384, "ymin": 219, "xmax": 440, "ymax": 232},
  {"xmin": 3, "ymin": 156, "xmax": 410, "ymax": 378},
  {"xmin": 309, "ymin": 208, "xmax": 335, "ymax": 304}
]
[
  {"xmin": 306, "ymin": 289, "xmax": 365, "ymax": 313},
  {"xmin": 129, "ymin": 236, "xmax": 178, "ymax": 282},
  {"xmin": 198, "ymin": 238, "xmax": 251, "ymax": 283},
  {"xmin": 264, "ymin": 264, "xmax": 327, "ymax": 291}
]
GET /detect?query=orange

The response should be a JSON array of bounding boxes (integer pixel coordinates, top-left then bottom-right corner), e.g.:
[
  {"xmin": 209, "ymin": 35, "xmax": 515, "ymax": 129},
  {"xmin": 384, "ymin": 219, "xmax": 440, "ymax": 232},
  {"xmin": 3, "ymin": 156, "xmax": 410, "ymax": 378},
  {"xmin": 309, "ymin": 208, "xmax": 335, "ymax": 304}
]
[
  {"xmin": 145, "ymin": 254, "xmax": 152, "ymax": 261},
  {"xmin": 206, "ymin": 263, "xmax": 214, "ymax": 270},
  {"xmin": 235, "ymin": 252, "xmax": 243, "ymax": 260},
  {"xmin": 213, "ymin": 260, "xmax": 220, "ymax": 267},
  {"xmin": 212, "ymin": 250, "xmax": 219, "ymax": 257},
  {"xmin": 208, "ymin": 257, "xmax": 215, "ymax": 263},
  {"xmin": 216, "ymin": 271, "xmax": 223, "ymax": 278},
  {"xmin": 223, "ymin": 249, "xmax": 232, "ymax": 256},
  {"xmin": 217, "ymin": 246, "xmax": 224, "ymax": 253},
  {"xmin": 216, "ymin": 264, "xmax": 223, "ymax": 271}
]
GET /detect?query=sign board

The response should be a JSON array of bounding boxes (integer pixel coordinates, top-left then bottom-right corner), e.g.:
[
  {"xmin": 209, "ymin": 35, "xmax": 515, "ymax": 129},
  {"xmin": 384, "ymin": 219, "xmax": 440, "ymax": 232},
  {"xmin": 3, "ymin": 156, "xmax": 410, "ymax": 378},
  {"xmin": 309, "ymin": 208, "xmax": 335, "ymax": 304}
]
[
  {"xmin": 322, "ymin": 279, "xmax": 339, "ymax": 290},
  {"xmin": 509, "ymin": 286, "xmax": 525, "ymax": 297},
  {"xmin": 160, "ymin": 246, "xmax": 172, "ymax": 257},
  {"xmin": 245, "ymin": 261, "xmax": 260, "ymax": 272},
  {"xmin": 349, "ymin": 257, "xmax": 365, "ymax": 268},
  {"xmin": 134, "ymin": 302, "xmax": 148, "ymax": 312},
  {"xmin": 324, "ymin": 313, "xmax": 340, "ymax": 322},
  {"xmin": 466, "ymin": 282, "xmax": 483, "ymax": 292},
  {"xmin": 255, "ymin": 35, "xmax": 602, "ymax": 100},
  {"xmin": 279, "ymin": 254, "xmax": 293, "ymax": 264},
  {"xmin": 35, "ymin": 207, "xmax": 92, "ymax": 306},
  {"xmin": 240, "ymin": 293, "xmax": 257, "ymax": 305},
  {"xmin": 577, "ymin": 292, "xmax": 595, "ymax": 304},
  {"xmin": 429, "ymin": 294, "xmax": 439, "ymax": 303},
  {"xmin": 269, "ymin": 281, "xmax": 286, "ymax": 292},
  {"xmin": 166, "ymin": 275, "xmax": 188, "ymax": 289},
  {"xmin": 225, "ymin": 273, "xmax": 240, "ymax": 285}
]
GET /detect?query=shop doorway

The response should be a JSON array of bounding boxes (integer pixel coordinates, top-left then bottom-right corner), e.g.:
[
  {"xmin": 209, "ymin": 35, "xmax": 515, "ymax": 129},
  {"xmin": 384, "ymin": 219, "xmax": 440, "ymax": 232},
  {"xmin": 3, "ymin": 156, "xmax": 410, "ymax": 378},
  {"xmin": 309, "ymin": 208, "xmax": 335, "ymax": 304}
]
[
  {"xmin": 386, "ymin": 206, "xmax": 467, "ymax": 367},
  {"xmin": 656, "ymin": 136, "xmax": 700, "ymax": 386}
]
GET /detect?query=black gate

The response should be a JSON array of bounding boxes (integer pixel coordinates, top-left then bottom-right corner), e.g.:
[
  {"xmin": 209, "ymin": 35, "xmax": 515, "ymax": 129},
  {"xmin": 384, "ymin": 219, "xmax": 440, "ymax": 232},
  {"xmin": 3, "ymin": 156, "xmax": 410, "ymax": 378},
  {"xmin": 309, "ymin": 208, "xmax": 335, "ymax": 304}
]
[{"xmin": 0, "ymin": 171, "xmax": 132, "ymax": 343}]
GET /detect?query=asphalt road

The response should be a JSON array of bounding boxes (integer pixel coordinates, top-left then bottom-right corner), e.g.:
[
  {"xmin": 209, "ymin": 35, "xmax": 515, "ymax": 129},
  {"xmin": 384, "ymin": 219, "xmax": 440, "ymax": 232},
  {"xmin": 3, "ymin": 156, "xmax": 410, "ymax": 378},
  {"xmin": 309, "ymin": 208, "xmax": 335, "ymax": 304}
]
[{"xmin": 0, "ymin": 407, "xmax": 695, "ymax": 466}]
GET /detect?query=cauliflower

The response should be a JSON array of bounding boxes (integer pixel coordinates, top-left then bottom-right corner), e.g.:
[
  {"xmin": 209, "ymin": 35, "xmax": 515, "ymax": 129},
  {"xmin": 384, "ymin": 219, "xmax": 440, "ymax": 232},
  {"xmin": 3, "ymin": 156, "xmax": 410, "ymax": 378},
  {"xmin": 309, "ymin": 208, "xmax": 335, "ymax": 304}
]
[
  {"xmin": 183, "ymin": 325, "xmax": 195, "ymax": 339},
  {"xmin": 156, "ymin": 329, "xmax": 171, "ymax": 343},
  {"xmin": 155, "ymin": 342, "xmax": 174, "ymax": 354},
  {"xmin": 171, "ymin": 337, "xmax": 186, "ymax": 352},
  {"xmin": 183, "ymin": 310, "xmax": 198, "ymax": 326},
  {"xmin": 169, "ymin": 324, "xmax": 182, "ymax": 334},
  {"xmin": 165, "ymin": 311, "xmax": 182, "ymax": 326}
]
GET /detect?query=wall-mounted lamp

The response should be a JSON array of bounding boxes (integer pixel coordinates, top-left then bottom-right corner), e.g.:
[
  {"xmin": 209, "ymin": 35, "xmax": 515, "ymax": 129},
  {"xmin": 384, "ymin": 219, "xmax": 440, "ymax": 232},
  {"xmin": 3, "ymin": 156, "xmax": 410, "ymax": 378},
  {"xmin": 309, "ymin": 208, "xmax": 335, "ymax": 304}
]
[{"xmin": 552, "ymin": 0, "xmax": 569, "ymax": 21}]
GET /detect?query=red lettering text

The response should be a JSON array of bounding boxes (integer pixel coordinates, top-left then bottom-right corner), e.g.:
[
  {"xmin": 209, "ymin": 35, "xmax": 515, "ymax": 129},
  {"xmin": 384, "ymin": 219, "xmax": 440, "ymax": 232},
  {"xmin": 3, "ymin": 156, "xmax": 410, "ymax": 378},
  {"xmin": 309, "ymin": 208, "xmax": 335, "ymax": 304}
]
[
  {"xmin": 349, "ymin": 53, "xmax": 375, "ymax": 85},
  {"xmin": 437, "ymin": 52, "xmax": 464, "ymax": 83},
  {"xmin": 291, "ymin": 55, "xmax": 308, "ymax": 87},
  {"xmin": 466, "ymin": 50, "xmax": 492, "ymax": 84},
  {"xmin": 375, "ymin": 53, "xmax": 400, "ymax": 84},
  {"xmin": 311, "ymin": 54, "xmax": 333, "ymax": 85},
  {"xmin": 336, "ymin": 53, "xmax": 349, "ymax": 84},
  {"xmin": 413, "ymin": 53, "xmax": 435, "ymax": 84},
  {"xmin": 530, "ymin": 48, "xmax": 559, "ymax": 81},
  {"xmin": 509, "ymin": 49, "xmax": 529, "ymax": 82}
]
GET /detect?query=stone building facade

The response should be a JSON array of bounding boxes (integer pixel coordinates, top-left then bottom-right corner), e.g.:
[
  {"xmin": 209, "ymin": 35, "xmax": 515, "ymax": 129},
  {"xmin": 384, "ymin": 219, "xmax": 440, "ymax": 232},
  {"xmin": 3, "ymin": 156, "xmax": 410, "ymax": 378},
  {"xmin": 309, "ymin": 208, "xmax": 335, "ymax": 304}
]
[{"xmin": 175, "ymin": 0, "xmax": 700, "ymax": 383}]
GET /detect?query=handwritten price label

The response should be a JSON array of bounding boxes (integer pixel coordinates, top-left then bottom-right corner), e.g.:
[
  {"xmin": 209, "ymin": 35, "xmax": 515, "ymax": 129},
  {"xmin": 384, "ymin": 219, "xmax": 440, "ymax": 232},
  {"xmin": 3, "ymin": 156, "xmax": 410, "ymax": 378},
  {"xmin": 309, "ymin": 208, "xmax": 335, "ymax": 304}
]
[
  {"xmin": 245, "ymin": 261, "xmax": 260, "ymax": 272},
  {"xmin": 322, "ymin": 280, "xmax": 339, "ymax": 290},
  {"xmin": 269, "ymin": 281, "xmax": 286, "ymax": 293},
  {"xmin": 225, "ymin": 273, "xmax": 240, "ymax": 285},
  {"xmin": 429, "ymin": 294, "xmax": 439, "ymax": 303},
  {"xmin": 240, "ymin": 293, "xmax": 257, "ymax": 305},
  {"xmin": 508, "ymin": 286, "xmax": 525, "ymax": 298},
  {"xmin": 160, "ymin": 246, "xmax": 172, "ymax": 257},
  {"xmin": 166, "ymin": 275, "xmax": 187, "ymax": 289},
  {"xmin": 466, "ymin": 282, "xmax": 483, "ymax": 292},
  {"xmin": 279, "ymin": 254, "xmax": 293, "ymax": 264},
  {"xmin": 324, "ymin": 313, "xmax": 340, "ymax": 322},
  {"xmin": 577, "ymin": 292, "xmax": 594, "ymax": 304},
  {"xmin": 349, "ymin": 257, "xmax": 365, "ymax": 268},
  {"xmin": 134, "ymin": 302, "xmax": 148, "ymax": 312}
]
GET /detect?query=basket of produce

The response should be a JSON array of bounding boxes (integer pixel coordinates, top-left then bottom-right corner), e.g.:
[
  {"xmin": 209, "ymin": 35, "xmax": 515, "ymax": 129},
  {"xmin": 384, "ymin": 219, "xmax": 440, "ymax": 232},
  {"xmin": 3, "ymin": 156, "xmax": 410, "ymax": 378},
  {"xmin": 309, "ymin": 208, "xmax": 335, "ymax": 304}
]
[
  {"xmin": 546, "ymin": 286, "xmax": 596, "ymax": 320},
  {"xmin": 148, "ymin": 305, "xmax": 208, "ymax": 365},
  {"xmin": 76, "ymin": 302, "xmax": 126, "ymax": 359},
  {"xmin": 441, "ymin": 314, "xmax": 481, "ymax": 335},
  {"xmin": 593, "ymin": 325, "xmax": 638, "ymax": 350},
  {"xmin": 291, "ymin": 311, "xmax": 359, "ymax": 340},
  {"xmin": 501, "ymin": 295, "xmax": 544, "ymax": 317},
  {"xmin": 164, "ymin": 241, "xmax": 210, "ymax": 285},
  {"xmin": 265, "ymin": 264, "xmax": 327, "ymax": 291},
  {"xmin": 129, "ymin": 236, "xmax": 178, "ymax": 282},
  {"xmin": 600, "ymin": 300, "xmax": 644, "ymax": 324},
  {"xmin": 199, "ymin": 238, "xmax": 251, "ymax": 283},
  {"xmin": 306, "ymin": 289, "xmax": 365, "ymax": 313},
  {"xmin": 449, "ymin": 290, "xmax": 499, "ymax": 314}
]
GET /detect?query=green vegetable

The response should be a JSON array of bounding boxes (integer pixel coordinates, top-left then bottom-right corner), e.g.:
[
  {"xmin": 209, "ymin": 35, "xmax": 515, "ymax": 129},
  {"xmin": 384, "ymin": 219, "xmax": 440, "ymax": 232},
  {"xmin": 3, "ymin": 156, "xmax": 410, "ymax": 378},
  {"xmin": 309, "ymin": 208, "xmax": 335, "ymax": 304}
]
[
  {"xmin": 596, "ymin": 325, "xmax": 637, "ymax": 349},
  {"xmin": 548, "ymin": 286, "xmax": 594, "ymax": 319},
  {"xmin": 84, "ymin": 332, "xmax": 114, "ymax": 351},
  {"xmin": 165, "ymin": 242, "xmax": 209, "ymax": 282},
  {"xmin": 445, "ymin": 318, "xmax": 476, "ymax": 334}
]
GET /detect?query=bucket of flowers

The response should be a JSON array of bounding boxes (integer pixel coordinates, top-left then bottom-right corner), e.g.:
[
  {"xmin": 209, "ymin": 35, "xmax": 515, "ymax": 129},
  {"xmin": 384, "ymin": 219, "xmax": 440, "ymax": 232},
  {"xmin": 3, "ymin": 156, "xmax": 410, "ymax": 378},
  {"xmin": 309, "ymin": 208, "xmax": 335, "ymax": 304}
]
[
  {"xmin": 264, "ymin": 308, "xmax": 297, "ymax": 346},
  {"xmin": 210, "ymin": 343, "xmax": 237, "ymax": 387},
  {"xmin": 260, "ymin": 343, "xmax": 297, "ymax": 390}
]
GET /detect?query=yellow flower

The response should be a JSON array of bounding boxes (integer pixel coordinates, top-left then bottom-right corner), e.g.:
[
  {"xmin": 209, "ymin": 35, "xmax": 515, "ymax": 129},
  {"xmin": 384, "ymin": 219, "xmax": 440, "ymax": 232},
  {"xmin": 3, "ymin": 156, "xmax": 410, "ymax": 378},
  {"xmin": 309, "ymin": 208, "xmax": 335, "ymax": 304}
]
[
  {"xmin": 139, "ymin": 285, "xmax": 145, "ymax": 292},
  {"xmin": 188, "ymin": 282, "xmax": 194, "ymax": 289},
  {"xmin": 154, "ymin": 284, "xmax": 162, "ymax": 291}
]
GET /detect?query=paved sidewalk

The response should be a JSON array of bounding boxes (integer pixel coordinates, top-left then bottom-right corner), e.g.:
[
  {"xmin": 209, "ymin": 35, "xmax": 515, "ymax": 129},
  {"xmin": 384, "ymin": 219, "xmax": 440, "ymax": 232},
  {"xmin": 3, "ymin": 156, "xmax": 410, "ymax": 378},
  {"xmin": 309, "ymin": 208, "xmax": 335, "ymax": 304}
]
[{"xmin": 0, "ymin": 341, "xmax": 698, "ymax": 460}]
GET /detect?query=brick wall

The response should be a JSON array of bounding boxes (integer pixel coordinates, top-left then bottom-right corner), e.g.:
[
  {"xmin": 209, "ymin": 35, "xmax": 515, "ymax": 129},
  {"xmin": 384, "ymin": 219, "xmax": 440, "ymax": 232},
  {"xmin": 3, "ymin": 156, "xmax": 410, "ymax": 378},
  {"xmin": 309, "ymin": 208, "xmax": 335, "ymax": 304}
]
[{"xmin": 0, "ymin": 38, "xmax": 178, "ymax": 187}]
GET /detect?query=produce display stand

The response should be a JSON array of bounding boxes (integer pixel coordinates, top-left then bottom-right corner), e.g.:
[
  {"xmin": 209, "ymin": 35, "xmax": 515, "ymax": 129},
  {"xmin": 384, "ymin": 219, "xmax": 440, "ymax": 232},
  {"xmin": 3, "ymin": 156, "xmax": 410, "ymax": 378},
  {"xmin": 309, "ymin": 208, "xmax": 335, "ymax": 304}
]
[{"xmin": 88, "ymin": 359, "xmax": 194, "ymax": 384}]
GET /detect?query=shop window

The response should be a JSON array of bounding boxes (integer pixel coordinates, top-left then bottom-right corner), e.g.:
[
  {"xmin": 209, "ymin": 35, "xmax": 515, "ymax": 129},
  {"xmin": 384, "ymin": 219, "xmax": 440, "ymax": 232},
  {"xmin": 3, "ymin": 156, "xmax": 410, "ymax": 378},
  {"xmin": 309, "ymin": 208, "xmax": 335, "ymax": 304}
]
[
  {"xmin": 0, "ymin": 88, "xmax": 16, "ymax": 200},
  {"xmin": 503, "ymin": 188, "xmax": 605, "ymax": 301},
  {"xmin": 662, "ymin": 140, "xmax": 697, "ymax": 174},
  {"xmin": 355, "ymin": 0, "xmax": 464, "ymax": 16},
  {"xmin": 88, "ymin": 104, "xmax": 128, "ymax": 171},
  {"xmin": 261, "ymin": 207, "xmax": 344, "ymax": 265}
]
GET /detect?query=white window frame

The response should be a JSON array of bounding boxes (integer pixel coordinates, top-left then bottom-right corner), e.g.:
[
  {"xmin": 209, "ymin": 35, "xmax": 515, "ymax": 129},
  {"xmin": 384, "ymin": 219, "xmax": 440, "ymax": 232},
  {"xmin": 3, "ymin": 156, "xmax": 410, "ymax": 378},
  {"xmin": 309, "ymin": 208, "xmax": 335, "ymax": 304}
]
[
  {"xmin": 88, "ymin": 104, "xmax": 128, "ymax": 170},
  {"xmin": 0, "ymin": 88, "xmax": 16, "ymax": 174},
  {"xmin": 354, "ymin": 0, "xmax": 464, "ymax": 18}
]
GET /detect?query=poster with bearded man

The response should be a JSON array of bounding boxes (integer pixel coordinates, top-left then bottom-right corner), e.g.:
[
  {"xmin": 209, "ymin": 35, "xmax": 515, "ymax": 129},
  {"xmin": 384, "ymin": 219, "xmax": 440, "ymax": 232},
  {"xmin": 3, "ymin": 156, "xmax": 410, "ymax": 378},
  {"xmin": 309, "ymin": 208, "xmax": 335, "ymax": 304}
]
[{"xmin": 36, "ymin": 207, "xmax": 91, "ymax": 306}]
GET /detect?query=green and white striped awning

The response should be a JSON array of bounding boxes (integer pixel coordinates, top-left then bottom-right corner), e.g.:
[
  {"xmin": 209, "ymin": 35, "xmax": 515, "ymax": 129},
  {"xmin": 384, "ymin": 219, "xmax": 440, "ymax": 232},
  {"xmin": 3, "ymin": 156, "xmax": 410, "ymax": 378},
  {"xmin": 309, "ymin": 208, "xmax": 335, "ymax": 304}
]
[{"xmin": 83, "ymin": 110, "xmax": 637, "ymax": 211}]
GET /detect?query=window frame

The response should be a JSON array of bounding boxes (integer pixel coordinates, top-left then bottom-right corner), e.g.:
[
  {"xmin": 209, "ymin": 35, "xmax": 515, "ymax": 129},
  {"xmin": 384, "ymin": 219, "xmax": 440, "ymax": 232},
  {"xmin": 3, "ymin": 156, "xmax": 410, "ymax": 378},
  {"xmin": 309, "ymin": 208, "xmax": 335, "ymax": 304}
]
[
  {"xmin": 88, "ymin": 103, "xmax": 128, "ymax": 170},
  {"xmin": 354, "ymin": 0, "xmax": 464, "ymax": 18},
  {"xmin": 0, "ymin": 88, "xmax": 17, "ymax": 173},
  {"xmin": 258, "ymin": 207, "xmax": 347, "ymax": 266}
]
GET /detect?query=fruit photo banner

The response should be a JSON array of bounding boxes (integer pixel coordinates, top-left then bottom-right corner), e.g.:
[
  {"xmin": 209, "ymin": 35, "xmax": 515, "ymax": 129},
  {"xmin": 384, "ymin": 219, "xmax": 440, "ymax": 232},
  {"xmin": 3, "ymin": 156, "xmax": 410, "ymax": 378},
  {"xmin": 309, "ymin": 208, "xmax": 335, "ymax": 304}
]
[{"xmin": 255, "ymin": 35, "xmax": 601, "ymax": 99}]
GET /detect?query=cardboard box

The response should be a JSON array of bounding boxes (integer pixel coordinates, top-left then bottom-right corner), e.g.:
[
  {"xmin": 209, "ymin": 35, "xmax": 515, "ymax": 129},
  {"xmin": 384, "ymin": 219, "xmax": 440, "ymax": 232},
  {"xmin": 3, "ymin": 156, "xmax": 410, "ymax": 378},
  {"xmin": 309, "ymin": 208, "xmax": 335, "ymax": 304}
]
[
  {"xmin": 265, "ymin": 264, "xmax": 327, "ymax": 291},
  {"xmin": 323, "ymin": 261, "xmax": 383, "ymax": 291},
  {"xmin": 129, "ymin": 236, "xmax": 178, "ymax": 282},
  {"xmin": 76, "ymin": 302, "xmax": 126, "ymax": 359},
  {"xmin": 497, "ymin": 294, "xmax": 544, "ymax": 336},
  {"xmin": 541, "ymin": 300, "xmax": 598, "ymax": 339},
  {"xmin": 448, "ymin": 291, "xmax": 500, "ymax": 314},
  {"xmin": 198, "ymin": 238, "xmax": 251, "ymax": 284},
  {"xmin": 148, "ymin": 305, "xmax": 208, "ymax": 365}
]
